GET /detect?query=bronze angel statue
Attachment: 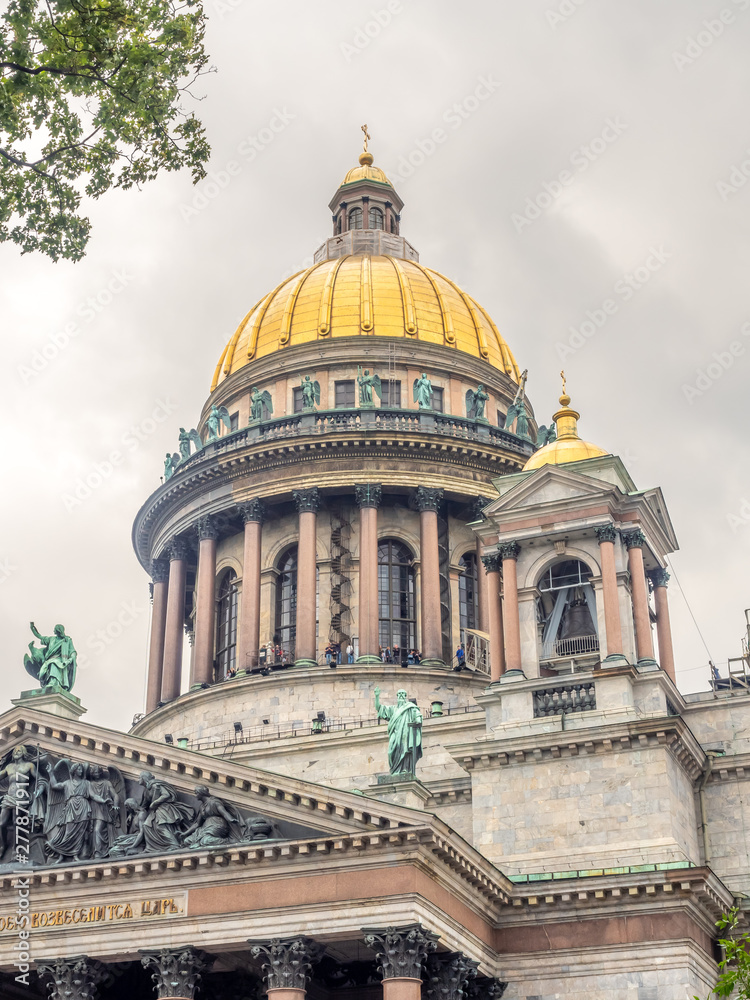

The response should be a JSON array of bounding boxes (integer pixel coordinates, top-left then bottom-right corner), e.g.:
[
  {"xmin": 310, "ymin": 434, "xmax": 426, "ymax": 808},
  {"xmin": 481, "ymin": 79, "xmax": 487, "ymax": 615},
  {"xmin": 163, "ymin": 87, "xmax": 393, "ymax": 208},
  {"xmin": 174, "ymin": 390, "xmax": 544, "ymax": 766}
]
[
  {"xmin": 206, "ymin": 404, "xmax": 232, "ymax": 442},
  {"xmin": 250, "ymin": 386, "xmax": 273, "ymax": 422},
  {"xmin": 465, "ymin": 384, "xmax": 489, "ymax": 420},
  {"xmin": 501, "ymin": 369, "xmax": 531, "ymax": 440},
  {"xmin": 300, "ymin": 374, "xmax": 321, "ymax": 409},
  {"xmin": 177, "ymin": 427, "xmax": 203, "ymax": 463},
  {"xmin": 536, "ymin": 424, "xmax": 557, "ymax": 447},
  {"xmin": 357, "ymin": 366, "xmax": 382, "ymax": 406}
]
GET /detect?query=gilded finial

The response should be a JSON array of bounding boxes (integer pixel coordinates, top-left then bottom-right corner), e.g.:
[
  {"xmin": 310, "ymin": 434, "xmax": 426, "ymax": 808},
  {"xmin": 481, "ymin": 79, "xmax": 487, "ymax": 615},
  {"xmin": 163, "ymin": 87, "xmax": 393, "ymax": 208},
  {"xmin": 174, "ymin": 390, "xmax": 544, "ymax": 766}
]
[
  {"xmin": 359, "ymin": 124, "xmax": 374, "ymax": 166},
  {"xmin": 361, "ymin": 123, "xmax": 371, "ymax": 152},
  {"xmin": 559, "ymin": 369, "xmax": 570, "ymax": 406}
]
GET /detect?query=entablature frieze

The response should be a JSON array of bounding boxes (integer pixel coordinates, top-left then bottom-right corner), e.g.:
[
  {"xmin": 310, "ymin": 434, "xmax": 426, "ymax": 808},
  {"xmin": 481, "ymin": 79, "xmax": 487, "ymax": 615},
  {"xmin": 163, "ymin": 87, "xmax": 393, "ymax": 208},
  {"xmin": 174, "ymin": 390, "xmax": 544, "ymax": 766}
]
[{"xmin": 448, "ymin": 715, "xmax": 706, "ymax": 782}]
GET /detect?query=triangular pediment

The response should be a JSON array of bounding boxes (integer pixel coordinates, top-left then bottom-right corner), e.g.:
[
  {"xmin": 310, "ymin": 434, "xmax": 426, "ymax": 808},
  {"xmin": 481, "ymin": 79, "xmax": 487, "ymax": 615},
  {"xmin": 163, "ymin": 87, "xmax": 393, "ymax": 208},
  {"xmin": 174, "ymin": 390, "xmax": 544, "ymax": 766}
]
[
  {"xmin": 484, "ymin": 463, "xmax": 622, "ymax": 517},
  {"xmin": 0, "ymin": 704, "xmax": 428, "ymax": 874}
]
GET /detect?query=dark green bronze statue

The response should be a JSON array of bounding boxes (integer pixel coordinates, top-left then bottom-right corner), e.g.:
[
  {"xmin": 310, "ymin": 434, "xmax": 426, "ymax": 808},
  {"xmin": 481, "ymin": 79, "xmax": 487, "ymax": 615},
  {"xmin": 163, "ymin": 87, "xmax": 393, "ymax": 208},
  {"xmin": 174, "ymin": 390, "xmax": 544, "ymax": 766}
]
[
  {"xmin": 23, "ymin": 622, "xmax": 78, "ymax": 694},
  {"xmin": 374, "ymin": 687, "xmax": 423, "ymax": 776}
]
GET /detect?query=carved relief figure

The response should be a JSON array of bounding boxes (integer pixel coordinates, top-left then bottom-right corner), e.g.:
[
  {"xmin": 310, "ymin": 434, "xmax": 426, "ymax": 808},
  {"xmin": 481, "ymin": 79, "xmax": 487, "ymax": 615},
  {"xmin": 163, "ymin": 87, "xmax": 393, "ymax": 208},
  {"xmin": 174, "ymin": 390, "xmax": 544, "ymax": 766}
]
[
  {"xmin": 182, "ymin": 785, "xmax": 248, "ymax": 847},
  {"xmin": 138, "ymin": 771, "xmax": 194, "ymax": 852},
  {"xmin": 0, "ymin": 746, "xmax": 40, "ymax": 859},
  {"xmin": 44, "ymin": 760, "xmax": 107, "ymax": 862},
  {"xmin": 88, "ymin": 764, "xmax": 125, "ymax": 859}
]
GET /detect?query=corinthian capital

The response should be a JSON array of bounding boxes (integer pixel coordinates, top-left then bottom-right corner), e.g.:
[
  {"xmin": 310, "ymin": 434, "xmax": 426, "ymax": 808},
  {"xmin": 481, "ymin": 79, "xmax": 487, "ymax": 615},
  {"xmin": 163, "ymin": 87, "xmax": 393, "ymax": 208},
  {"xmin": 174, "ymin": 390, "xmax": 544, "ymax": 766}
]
[
  {"xmin": 621, "ymin": 528, "xmax": 647, "ymax": 550},
  {"xmin": 293, "ymin": 488, "xmax": 321, "ymax": 514},
  {"xmin": 248, "ymin": 936, "xmax": 324, "ymax": 991},
  {"xmin": 36, "ymin": 956, "xmax": 107, "ymax": 1000},
  {"xmin": 594, "ymin": 523, "xmax": 617, "ymax": 544},
  {"xmin": 481, "ymin": 553, "xmax": 501, "ymax": 574},
  {"xmin": 196, "ymin": 515, "xmax": 219, "ymax": 541},
  {"xmin": 362, "ymin": 923, "xmax": 439, "ymax": 980},
  {"xmin": 355, "ymin": 483, "xmax": 383, "ymax": 509},
  {"xmin": 413, "ymin": 487, "xmax": 443, "ymax": 513},
  {"xmin": 150, "ymin": 558, "xmax": 170, "ymax": 584},
  {"xmin": 238, "ymin": 498, "xmax": 265, "ymax": 524},
  {"xmin": 167, "ymin": 537, "xmax": 191, "ymax": 562},
  {"xmin": 468, "ymin": 977, "xmax": 508, "ymax": 999},
  {"xmin": 498, "ymin": 541, "xmax": 520, "ymax": 561},
  {"xmin": 424, "ymin": 953, "xmax": 480, "ymax": 999},
  {"xmin": 140, "ymin": 948, "xmax": 212, "ymax": 999},
  {"xmin": 649, "ymin": 567, "xmax": 670, "ymax": 588}
]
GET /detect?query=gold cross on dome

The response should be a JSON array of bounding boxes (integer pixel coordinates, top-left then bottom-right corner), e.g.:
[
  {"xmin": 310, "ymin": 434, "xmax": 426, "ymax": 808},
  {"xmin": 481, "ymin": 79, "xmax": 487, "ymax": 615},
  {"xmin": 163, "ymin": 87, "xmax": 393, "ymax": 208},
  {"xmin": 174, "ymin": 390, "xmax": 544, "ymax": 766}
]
[
  {"xmin": 560, "ymin": 369, "xmax": 567, "ymax": 394},
  {"xmin": 361, "ymin": 124, "xmax": 371, "ymax": 152}
]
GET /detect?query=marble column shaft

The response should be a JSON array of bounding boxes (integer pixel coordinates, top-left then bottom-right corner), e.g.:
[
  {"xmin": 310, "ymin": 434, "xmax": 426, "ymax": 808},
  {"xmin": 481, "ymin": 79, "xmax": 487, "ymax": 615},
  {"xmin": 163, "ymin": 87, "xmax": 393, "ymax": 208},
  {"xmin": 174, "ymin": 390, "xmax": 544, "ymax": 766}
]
[
  {"xmin": 294, "ymin": 490, "xmax": 320, "ymax": 664},
  {"xmin": 500, "ymin": 542, "xmax": 522, "ymax": 671},
  {"xmin": 192, "ymin": 519, "xmax": 218, "ymax": 687},
  {"xmin": 623, "ymin": 530, "xmax": 654, "ymax": 661},
  {"xmin": 356, "ymin": 484, "xmax": 382, "ymax": 660},
  {"xmin": 162, "ymin": 541, "xmax": 189, "ymax": 703},
  {"xmin": 595, "ymin": 525, "xmax": 624, "ymax": 657},
  {"xmin": 146, "ymin": 561, "xmax": 169, "ymax": 712},
  {"xmin": 239, "ymin": 501, "xmax": 264, "ymax": 672},
  {"xmin": 651, "ymin": 568, "xmax": 676, "ymax": 682},
  {"xmin": 416, "ymin": 488, "xmax": 444, "ymax": 663},
  {"xmin": 482, "ymin": 555, "xmax": 505, "ymax": 681}
]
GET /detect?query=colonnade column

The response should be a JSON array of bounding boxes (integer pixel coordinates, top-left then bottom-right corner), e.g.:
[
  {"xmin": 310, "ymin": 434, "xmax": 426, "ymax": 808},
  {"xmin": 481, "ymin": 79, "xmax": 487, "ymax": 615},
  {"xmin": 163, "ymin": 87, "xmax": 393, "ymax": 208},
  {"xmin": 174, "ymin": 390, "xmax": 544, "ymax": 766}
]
[
  {"xmin": 471, "ymin": 497, "xmax": 490, "ymax": 635},
  {"xmin": 146, "ymin": 559, "xmax": 169, "ymax": 713},
  {"xmin": 415, "ymin": 487, "xmax": 444, "ymax": 666},
  {"xmin": 161, "ymin": 539, "xmax": 190, "ymax": 703},
  {"xmin": 622, "ymin": 529, "xmax": 656, "ymax": 664},
  {"xmin": 249, "ymin": 936, "xmax": 324, "ymax": 1000},
  {"xmin": 140, "ymin": 947, "xmax": 213, "ymax": 999},
  {"xmin": 355, "ymin": 483, "xmax": 382, "ymax": 663},
  {"xmin": 191, "ymin": 516, "xmax": 218, "ymax": 689},
  {"xmin": 650, "ymin": 567, "xmax": 676, "ymax": 682},
  {"xmin": 238, "ymin": 499, "xmax": 265, "ymax": 673},
  {"xmin": 293, "ymin": 488, "xmax": 321, "ymax": 668},
  {"xmin": 36, "ymin": 956, "xmax": 107, "ymax": 1000},
  {"xmin": 499, "ymin": 541, "xmax": 522, "ymax": 672},
  {"xmin": 482, "ymin": 554, "xmax": 506, "ymax": 682},
  {"xmin": 594, "ymin": 523, "xmax": 625, "ymax": 663},
  {"xmin": 363, "ymin": 924, "xmax": 439, "ymax": 1000},
  {"xmin": 423, "ymin": 953, "xmax": 480, "ymax": 998}
]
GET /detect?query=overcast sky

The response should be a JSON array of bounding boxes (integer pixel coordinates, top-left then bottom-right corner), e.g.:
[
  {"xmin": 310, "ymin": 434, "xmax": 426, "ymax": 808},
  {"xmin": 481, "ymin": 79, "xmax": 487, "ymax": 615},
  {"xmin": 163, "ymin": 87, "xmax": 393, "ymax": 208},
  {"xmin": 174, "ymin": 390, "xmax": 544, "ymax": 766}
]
[{"xmin": 2, "ymin": 0, "xmax": 749, "ymax": 731}]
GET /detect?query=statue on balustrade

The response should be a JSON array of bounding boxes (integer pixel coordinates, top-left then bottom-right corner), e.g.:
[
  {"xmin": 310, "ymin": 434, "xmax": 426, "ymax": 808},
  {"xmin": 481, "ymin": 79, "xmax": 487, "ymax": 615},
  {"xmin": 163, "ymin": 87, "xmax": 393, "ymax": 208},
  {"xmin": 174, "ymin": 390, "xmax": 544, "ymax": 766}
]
[
  {"xmin": 300, "ymin": 374, "xmax": 321, "ymax": 409},
  {"xmin": 502, "ymin": 369, "xmax": 532, "ymax": 441},
  {"xmin": 206, "ymin": 404, "xmax": 232, "ymax": 442},
  {"xmin": 24, "ymin": 621, "xmax": 78, "ymax": 694},
  {"xmin": 357, "ymin": 366, "xmax": 382, "ymax": 406},
  {"xmin": 374, "ymin": 687, "xmax": 423, "ymax": 776},
  {"xmin": 536, "ymin": 423, "xmax": 557, "ymax": 447},
  {"xmin": 164, "ymin": 452, "xmax": 180, "ymax": 481},
  {"xmin": 250, "ymin": 386, "xmax": 273, "ymax": 422},
  {"xmin": 413, "ymin": 373, "xmax": 434, "ymax": 409},
  {"xmin": 465, "ymin": 384, "xmax": 489, "ymax": 420},
  {"xmin": 178, "ymin": 427, "xmax": 203, "ymax": 463}
]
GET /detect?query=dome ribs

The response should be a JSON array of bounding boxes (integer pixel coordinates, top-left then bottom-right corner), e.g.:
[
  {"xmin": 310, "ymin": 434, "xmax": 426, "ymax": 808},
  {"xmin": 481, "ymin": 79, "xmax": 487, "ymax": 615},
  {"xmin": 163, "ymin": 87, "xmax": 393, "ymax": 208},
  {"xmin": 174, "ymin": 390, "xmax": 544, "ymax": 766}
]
[
  {"xmin": 437, "ymin": 270, "xmax": 490, "ymax": 360},
  {"xmin": 246, "ymin": 286, "xmax": 281, "ymax": 360},
  {"xmin": 281, "ymin": 266, "xmax": 317, "ymax": 345},
  {"xmin": 318, "ymin": 255, "xmax": 348, "ymax": 336},
  {"xmin": 412, "ymin": 262, "xmax": 455, "ymax": 345},
  {"xmin": 387, "ymin": 255, "xmax": 418, "ymax": 335},
  {"xmin": 360, "ymin": 255, "xmax": 374, "ymax": 332}
]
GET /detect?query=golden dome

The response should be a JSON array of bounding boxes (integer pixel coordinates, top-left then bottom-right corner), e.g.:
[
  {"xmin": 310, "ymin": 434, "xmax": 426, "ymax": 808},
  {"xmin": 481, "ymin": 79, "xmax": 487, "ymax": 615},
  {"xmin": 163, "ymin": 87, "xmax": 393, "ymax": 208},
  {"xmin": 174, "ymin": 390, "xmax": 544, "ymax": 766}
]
[
  {"xmin": 339, "ymin": 150, "xmax": 393, "ymax": 187},
  {"xmin": 212, "ymin": 255, "xmax": 521, "ymax": 389},
  {"xmin": 523, "ymin": 387, "xmax": 608, "ymax": 471}
]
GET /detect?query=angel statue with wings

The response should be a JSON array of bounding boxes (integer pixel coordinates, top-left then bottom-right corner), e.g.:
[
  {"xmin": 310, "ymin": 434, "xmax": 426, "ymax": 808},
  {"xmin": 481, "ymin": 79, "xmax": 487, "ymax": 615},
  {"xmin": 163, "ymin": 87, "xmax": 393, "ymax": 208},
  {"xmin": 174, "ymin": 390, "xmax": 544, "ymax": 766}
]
[
  {"xmin": 413, "ymin": 372, "xmax": 433, "ymax": 409},
  {"xmin": 300, "ymin": 374, "xmax": 321, "ymax": 410},
  {"xmin": 357, "ymin": 366, "xmax": 382, "ymax": 406},
  {"xmin": 465, "ymin": 384, "xmax": 489, "ymax": 421},
  {"xmin": 43, "ymin": 759, "xmax": 109, "ymax": 862},
  {"xmin": 206, "ymin": 404, "xmax": 232, "ymax": 442},
  {"xmin": 24, "ymin": 622, "xmax": 77, "ymax": 694},
  {"xmin": 250, "ymin": 386, "xmax": 273, "ymax": 422},
  {"xmin": 177, "ymin": 427, "xmax": 203, "ymax": 463},
  {"xmin": 501, "ymin": 369, "xmax": 532, "ymax": 440}
]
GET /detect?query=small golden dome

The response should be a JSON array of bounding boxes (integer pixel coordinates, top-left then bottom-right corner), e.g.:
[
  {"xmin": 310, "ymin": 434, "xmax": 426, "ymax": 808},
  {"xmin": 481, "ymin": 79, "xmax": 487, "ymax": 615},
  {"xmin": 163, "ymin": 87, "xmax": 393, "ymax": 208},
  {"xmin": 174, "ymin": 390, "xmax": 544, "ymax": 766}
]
[
  {"xmin": 523, "ymin": 385, "xmax": 608, "ymax": 471},
  {"xmin": 212, "ymin": 255, "xmax": 521, "ymax": 389},
  {"xmin": 340, "ymin": 154, "xmax": 393, "ymax": 187}
]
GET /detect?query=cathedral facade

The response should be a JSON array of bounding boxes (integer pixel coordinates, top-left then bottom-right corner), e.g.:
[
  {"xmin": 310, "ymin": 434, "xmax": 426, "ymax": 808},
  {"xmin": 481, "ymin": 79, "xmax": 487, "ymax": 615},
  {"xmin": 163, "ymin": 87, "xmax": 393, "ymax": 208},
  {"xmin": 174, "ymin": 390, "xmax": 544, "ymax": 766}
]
[{"xmin": 1, "ymin": 148, "xmax": 748, "ymax": 1000}]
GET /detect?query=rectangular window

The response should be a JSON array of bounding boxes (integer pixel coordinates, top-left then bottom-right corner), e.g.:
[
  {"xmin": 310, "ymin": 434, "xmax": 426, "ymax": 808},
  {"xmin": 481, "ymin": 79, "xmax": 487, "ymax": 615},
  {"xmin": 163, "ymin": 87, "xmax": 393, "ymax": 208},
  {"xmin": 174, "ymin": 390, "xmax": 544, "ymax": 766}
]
[
  {"xmin": 381, "ymin": 380, "xmax": 401, "ymax": 407},
  {"xmin": 335, "ymin": 380, "xmax": 355, "ymax": 408},
  {"xmin": 293, "ymin": 387, "xmax": 304, "ymax": 413},
  {"xmin": 497, "ymin": 409, "xmax": 506, "ymax": 427},
  {"xmin": 431, "ymin": 387, "xmax": 444, "ymax": 412},
  {"xmin": 230, "ymin": 412, "xmax": 239, "ymax": 431}
]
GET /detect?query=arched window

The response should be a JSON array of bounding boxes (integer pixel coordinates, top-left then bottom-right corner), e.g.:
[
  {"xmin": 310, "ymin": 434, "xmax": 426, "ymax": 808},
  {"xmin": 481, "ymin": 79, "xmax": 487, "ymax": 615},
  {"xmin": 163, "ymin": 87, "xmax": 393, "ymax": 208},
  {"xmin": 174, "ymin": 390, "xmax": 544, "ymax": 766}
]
[
  {"xmin": 336, "ymin": 213, "xmax": 343, "ymax": 234},
  {"xmin": 369, "ymin": 207, "xmax": 384, "ymax": 230},
  {"xmin": 459, "ymin": 553, "xmax": 478, "ymax": 632},
  {"xmin": 389, "ymin": 214, "xmax": 398, "ymax": 234},
  {"xmin": 215, "ymin": 571, "xmax": 238, "ymax": 678},
  {"xmin": 348, "ymin": 207, "xmax": 363, "ymax": 230},
  {"xmin": 537, "ymin": 559, "xmax": 599, "ymax": 662},
  {"xmin": 275, "ymin": 547, "xmax": 297, "ymax": 658},
  {"xmin": 378, "ymin": 540, "xmax": 416, "ymax": 656}
]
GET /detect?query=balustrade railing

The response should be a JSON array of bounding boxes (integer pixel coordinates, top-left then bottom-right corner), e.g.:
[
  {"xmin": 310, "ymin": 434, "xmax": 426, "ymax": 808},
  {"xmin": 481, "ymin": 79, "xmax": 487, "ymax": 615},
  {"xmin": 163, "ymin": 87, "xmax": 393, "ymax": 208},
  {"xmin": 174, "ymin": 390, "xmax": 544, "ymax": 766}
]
[
  {"xmin": 533, "ymin": 682, "xmax": 597, "ymax": 717},
  {"xmin": 540, "ymin": 633, "xmax": 600, "ymax": 661}
]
